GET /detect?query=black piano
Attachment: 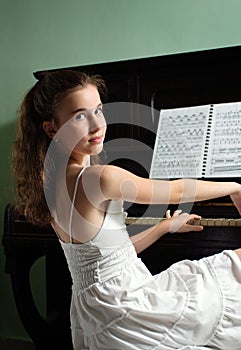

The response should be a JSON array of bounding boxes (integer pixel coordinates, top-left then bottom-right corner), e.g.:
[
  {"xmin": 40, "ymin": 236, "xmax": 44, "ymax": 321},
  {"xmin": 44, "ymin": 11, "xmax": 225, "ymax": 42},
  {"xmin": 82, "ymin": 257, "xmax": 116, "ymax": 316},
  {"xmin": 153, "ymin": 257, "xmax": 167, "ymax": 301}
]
[{"xmin": 3, "ymin": 46, "xmax": 241, "ymax": 349}]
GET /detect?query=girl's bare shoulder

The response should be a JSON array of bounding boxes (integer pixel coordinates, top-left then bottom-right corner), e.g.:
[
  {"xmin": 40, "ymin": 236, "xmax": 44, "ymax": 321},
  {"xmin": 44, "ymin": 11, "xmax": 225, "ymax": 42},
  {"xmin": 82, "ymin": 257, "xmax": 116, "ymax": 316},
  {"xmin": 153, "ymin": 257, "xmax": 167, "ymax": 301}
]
[{"xmin": 84, "ymin": 164, "xmax": 124, "ymax": 178}]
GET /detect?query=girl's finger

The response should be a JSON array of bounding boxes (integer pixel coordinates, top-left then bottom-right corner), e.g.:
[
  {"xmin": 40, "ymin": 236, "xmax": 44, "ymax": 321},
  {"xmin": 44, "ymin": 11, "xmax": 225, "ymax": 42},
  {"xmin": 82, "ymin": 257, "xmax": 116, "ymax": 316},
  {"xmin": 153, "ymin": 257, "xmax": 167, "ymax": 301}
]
[
  {"xmin": 187, "ymin": 224, "xmax": 203, "ymax": 232},
  {"xmin": 173, "ymin": 209, "xmax": 182, "ymax": 217}
]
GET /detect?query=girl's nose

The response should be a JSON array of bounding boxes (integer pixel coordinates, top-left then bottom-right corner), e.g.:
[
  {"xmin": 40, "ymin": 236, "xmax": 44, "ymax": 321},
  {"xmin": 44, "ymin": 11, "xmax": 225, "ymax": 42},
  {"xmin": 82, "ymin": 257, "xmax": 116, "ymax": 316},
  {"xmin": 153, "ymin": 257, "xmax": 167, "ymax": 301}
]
[{"xmin": 89, "ymin": 114, "xmax": 106, "ymax": 132}]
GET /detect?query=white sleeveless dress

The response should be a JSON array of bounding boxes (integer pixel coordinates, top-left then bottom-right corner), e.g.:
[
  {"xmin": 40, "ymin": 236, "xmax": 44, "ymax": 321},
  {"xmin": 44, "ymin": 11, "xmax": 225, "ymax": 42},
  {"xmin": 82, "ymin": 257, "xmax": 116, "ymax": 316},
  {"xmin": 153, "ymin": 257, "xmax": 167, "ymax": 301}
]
[{"xmin": 58, "ymin": 168, "xmax": 241, "ymax": 350}]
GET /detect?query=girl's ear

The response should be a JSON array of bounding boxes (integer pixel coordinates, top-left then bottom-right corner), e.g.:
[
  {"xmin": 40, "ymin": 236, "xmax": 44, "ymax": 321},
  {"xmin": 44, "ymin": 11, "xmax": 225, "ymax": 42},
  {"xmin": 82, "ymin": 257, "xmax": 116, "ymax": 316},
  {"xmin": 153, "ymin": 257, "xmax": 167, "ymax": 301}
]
[{"xmin": 42, "ymin": 121, "xmax": 57, "ymax": 139}]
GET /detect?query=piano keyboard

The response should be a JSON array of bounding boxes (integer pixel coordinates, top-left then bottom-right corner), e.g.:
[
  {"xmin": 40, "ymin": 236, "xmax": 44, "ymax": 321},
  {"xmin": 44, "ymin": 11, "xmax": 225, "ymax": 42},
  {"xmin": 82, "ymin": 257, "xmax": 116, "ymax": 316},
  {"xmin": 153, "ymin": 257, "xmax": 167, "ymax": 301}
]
[{"xmin": 125, "ymin": 217, "xmax": 241, "ymax": 227}]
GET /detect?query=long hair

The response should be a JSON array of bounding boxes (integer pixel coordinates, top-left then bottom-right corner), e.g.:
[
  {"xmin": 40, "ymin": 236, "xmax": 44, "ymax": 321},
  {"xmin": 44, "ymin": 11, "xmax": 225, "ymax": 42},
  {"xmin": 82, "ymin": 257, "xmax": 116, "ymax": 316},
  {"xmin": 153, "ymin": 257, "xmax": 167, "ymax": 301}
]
[{"xmin": 12, "ymin": 70, "xmax": 106, "ymax": 226}]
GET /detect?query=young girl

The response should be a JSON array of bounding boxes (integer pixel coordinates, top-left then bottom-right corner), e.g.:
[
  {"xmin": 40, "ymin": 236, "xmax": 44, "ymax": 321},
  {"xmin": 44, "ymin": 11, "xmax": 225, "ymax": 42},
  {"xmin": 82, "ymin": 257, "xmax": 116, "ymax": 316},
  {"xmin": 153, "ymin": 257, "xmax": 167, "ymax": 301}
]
[{"xmin": 13, "ymin": 70, "xmax": 241, "ymax": 350}]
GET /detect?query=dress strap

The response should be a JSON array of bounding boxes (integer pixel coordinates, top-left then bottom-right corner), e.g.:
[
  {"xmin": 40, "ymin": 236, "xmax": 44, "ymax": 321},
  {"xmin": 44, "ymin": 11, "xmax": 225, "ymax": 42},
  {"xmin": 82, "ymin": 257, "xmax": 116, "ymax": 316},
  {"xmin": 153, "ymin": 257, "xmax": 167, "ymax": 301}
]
[{"xmin": 68, "ymin": 167, "xmax": 87, "ymax": 243}]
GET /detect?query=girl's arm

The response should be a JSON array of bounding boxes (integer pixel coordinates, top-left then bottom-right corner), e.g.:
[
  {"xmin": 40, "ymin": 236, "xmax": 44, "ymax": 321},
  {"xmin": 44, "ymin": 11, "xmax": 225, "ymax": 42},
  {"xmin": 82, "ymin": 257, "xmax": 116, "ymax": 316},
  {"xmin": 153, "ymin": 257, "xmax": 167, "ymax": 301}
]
[
  {"xmin": 97, "ymin": 165, "xmax": 241, "ymax": 212},
  {"xmin": 230, "ymin": 192, "xmax": 241, "ymax": 214},
  {"xmin": 130, "ymin": 210, "xmax": 203, "ymax": 254}
]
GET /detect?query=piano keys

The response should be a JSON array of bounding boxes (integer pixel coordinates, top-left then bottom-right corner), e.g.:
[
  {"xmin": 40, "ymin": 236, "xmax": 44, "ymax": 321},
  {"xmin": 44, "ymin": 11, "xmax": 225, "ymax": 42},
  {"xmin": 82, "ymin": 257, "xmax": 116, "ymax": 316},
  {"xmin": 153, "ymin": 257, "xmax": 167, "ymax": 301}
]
[{"xmin": 126, "ymin": 217, "xmax": 241, "ymax": 227}]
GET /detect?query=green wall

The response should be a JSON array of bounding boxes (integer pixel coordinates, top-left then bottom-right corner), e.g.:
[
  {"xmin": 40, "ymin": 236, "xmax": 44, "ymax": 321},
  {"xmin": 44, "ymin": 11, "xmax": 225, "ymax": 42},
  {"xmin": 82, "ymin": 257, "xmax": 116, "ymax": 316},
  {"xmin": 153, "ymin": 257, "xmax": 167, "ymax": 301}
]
[{"xmin": 1, "ymin": 0, "xmax": 241, "ymax": 341}]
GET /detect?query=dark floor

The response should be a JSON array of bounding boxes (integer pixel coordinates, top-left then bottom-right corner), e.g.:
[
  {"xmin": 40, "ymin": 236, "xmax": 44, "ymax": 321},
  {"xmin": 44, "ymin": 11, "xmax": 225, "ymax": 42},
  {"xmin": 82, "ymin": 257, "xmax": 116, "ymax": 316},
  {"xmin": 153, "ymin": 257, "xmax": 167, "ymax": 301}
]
[{"xmin": 0, "ymin": 337, "xmax": 35, "ymax": 350}]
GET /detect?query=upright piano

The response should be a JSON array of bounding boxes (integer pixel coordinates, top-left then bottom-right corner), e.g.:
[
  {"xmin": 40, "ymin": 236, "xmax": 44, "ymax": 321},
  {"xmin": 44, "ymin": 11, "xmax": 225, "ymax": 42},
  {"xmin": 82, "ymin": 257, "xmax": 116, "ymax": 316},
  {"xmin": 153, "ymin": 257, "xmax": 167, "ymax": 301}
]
[{"xmin": 3, "ymin": 46, "xmax": 241, "ymax": 349}]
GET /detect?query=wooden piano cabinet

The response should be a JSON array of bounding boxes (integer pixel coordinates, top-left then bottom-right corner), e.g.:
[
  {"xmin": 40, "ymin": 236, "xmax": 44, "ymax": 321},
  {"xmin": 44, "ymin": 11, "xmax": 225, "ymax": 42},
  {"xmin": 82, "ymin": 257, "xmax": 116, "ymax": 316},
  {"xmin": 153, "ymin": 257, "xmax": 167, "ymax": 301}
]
[{"xmin": 139, "ymin": 226, "xmax": 241, "ymax": 275}]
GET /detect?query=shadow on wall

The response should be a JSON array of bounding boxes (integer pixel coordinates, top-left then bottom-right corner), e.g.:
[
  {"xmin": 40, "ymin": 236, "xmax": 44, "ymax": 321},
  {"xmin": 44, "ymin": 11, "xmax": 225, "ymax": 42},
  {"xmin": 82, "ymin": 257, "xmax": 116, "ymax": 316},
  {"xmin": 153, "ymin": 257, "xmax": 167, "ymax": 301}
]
[
  {"xmin": 0, "ymin": 119, "xmax": 17, "ymax": 240},
  {"xmin": 0, "ymin": 119, "xmax": 47, "ymax": 344},
  {"xmin": 0, "ymin": 119, "xmax": 17, "ymax": 238},
  {"xmin": 0, "ymin": 119, "xmax": 16, "ymax": 205},
  {"xmin": 0, "ymin": 119, "xmax": 31, "ymax": 341}
]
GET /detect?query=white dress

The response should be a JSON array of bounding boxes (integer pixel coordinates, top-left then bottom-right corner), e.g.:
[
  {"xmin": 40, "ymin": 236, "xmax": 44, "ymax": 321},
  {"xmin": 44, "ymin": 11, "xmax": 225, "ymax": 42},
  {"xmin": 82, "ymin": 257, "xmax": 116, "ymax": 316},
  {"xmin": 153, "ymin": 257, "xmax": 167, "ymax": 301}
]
[{"xmin": 58, "ymin": 169, "xmax": 241, "ymax": 350}]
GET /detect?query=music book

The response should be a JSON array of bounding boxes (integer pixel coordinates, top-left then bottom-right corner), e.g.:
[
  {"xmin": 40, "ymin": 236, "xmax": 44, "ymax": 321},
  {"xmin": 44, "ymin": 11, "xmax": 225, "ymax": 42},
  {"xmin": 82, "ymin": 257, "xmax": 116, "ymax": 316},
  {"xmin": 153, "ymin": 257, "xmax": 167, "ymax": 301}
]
[{"xmin": 150, "ymin": 102, "xmax": 241, "ymax": 179}]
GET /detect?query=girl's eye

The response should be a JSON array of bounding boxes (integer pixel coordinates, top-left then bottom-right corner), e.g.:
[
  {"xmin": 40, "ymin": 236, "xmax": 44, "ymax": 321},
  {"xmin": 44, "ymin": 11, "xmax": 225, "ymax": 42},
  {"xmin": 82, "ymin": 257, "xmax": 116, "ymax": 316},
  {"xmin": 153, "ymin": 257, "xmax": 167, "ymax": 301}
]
[
  {"xmin": 94, "ymin": 108, "xmax": 103, "ymax": 116},
  {"xmin": 75, "ymin": 113, "xmax": 86, "ymax": 121},
  {"xmin": 74, "ymin": 107, "xmax": 103, "ymax": 121}
]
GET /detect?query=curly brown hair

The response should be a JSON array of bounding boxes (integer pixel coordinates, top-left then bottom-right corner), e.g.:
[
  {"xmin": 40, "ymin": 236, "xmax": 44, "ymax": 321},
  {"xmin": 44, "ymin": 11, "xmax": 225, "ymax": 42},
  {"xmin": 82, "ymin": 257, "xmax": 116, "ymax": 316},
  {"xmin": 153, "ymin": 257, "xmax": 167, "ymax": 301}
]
[{"xmin": 12, "ymin": 70, "xmax": 106, "ymax": 226}]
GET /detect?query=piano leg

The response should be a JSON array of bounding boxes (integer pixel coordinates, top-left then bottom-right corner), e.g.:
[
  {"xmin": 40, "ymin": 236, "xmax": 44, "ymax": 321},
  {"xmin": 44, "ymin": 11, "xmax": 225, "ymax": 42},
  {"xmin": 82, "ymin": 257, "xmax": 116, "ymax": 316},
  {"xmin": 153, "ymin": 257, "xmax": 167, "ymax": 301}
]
[{"xmin": 5, "ymin": 248, "xmax": 73, "ymax": 349}]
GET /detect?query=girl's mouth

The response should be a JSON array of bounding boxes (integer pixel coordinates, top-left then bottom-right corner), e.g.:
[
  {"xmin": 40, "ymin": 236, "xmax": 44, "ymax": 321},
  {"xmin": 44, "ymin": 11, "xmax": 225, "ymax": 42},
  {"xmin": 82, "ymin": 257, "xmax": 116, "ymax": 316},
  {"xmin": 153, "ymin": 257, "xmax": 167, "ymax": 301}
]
[{"xmin": 89, "ymin": 136, "xmax": 103, "ymax": 144}]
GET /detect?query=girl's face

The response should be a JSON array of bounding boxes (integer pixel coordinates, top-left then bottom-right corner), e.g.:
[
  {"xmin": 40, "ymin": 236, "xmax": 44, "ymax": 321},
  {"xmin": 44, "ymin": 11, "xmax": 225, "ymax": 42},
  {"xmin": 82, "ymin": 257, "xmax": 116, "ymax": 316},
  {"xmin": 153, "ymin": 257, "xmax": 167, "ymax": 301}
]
[{"xmin": 53, "ymin": 84, "xmax": 106, "ymax": 164}]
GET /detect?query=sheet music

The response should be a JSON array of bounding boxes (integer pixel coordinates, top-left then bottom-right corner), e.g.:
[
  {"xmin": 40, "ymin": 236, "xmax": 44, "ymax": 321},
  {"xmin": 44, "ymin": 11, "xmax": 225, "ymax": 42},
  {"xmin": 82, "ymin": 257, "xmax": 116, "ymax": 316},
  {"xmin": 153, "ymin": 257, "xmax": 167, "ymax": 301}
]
[
  {"xmin": 205, "ymin": 102, "xmax": 241, "ymax": 177},
  {"xmin": 150, "ymin": 105, "xmax": 210, "ymax": 178},
  {"xmin": 150, "ymin": 102, "xmax": 241, "ymax": 179}
]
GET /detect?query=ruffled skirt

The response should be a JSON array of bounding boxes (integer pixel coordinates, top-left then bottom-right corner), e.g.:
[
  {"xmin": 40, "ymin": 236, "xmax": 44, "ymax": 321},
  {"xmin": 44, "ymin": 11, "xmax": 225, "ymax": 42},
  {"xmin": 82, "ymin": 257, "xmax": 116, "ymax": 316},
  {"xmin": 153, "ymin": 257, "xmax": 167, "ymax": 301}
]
[{"xmin": 70, "ymin": 249, "xmax": 241, "ymax": 350}]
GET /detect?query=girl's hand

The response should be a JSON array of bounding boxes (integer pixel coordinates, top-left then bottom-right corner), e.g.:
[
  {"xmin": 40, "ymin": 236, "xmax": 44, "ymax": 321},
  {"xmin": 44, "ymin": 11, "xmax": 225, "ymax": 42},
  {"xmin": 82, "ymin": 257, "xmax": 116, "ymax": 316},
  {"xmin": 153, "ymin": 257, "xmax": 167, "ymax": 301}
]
[{"xmin": 165, "ymin": 210, "xmax": 203, "ymax": 233}]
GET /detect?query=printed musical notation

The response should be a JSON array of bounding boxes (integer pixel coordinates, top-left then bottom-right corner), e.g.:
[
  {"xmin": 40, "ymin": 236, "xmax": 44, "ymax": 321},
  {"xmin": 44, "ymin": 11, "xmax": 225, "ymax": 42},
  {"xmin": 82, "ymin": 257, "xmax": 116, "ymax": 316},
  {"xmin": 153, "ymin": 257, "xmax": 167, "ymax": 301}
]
[
  {"xmin": 206, "ymin": 103, "xmax": 241, "ymax": 177},
  {"xmin": 150, "ymin": 102, "xmax": 241, "ymax": 179}
]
